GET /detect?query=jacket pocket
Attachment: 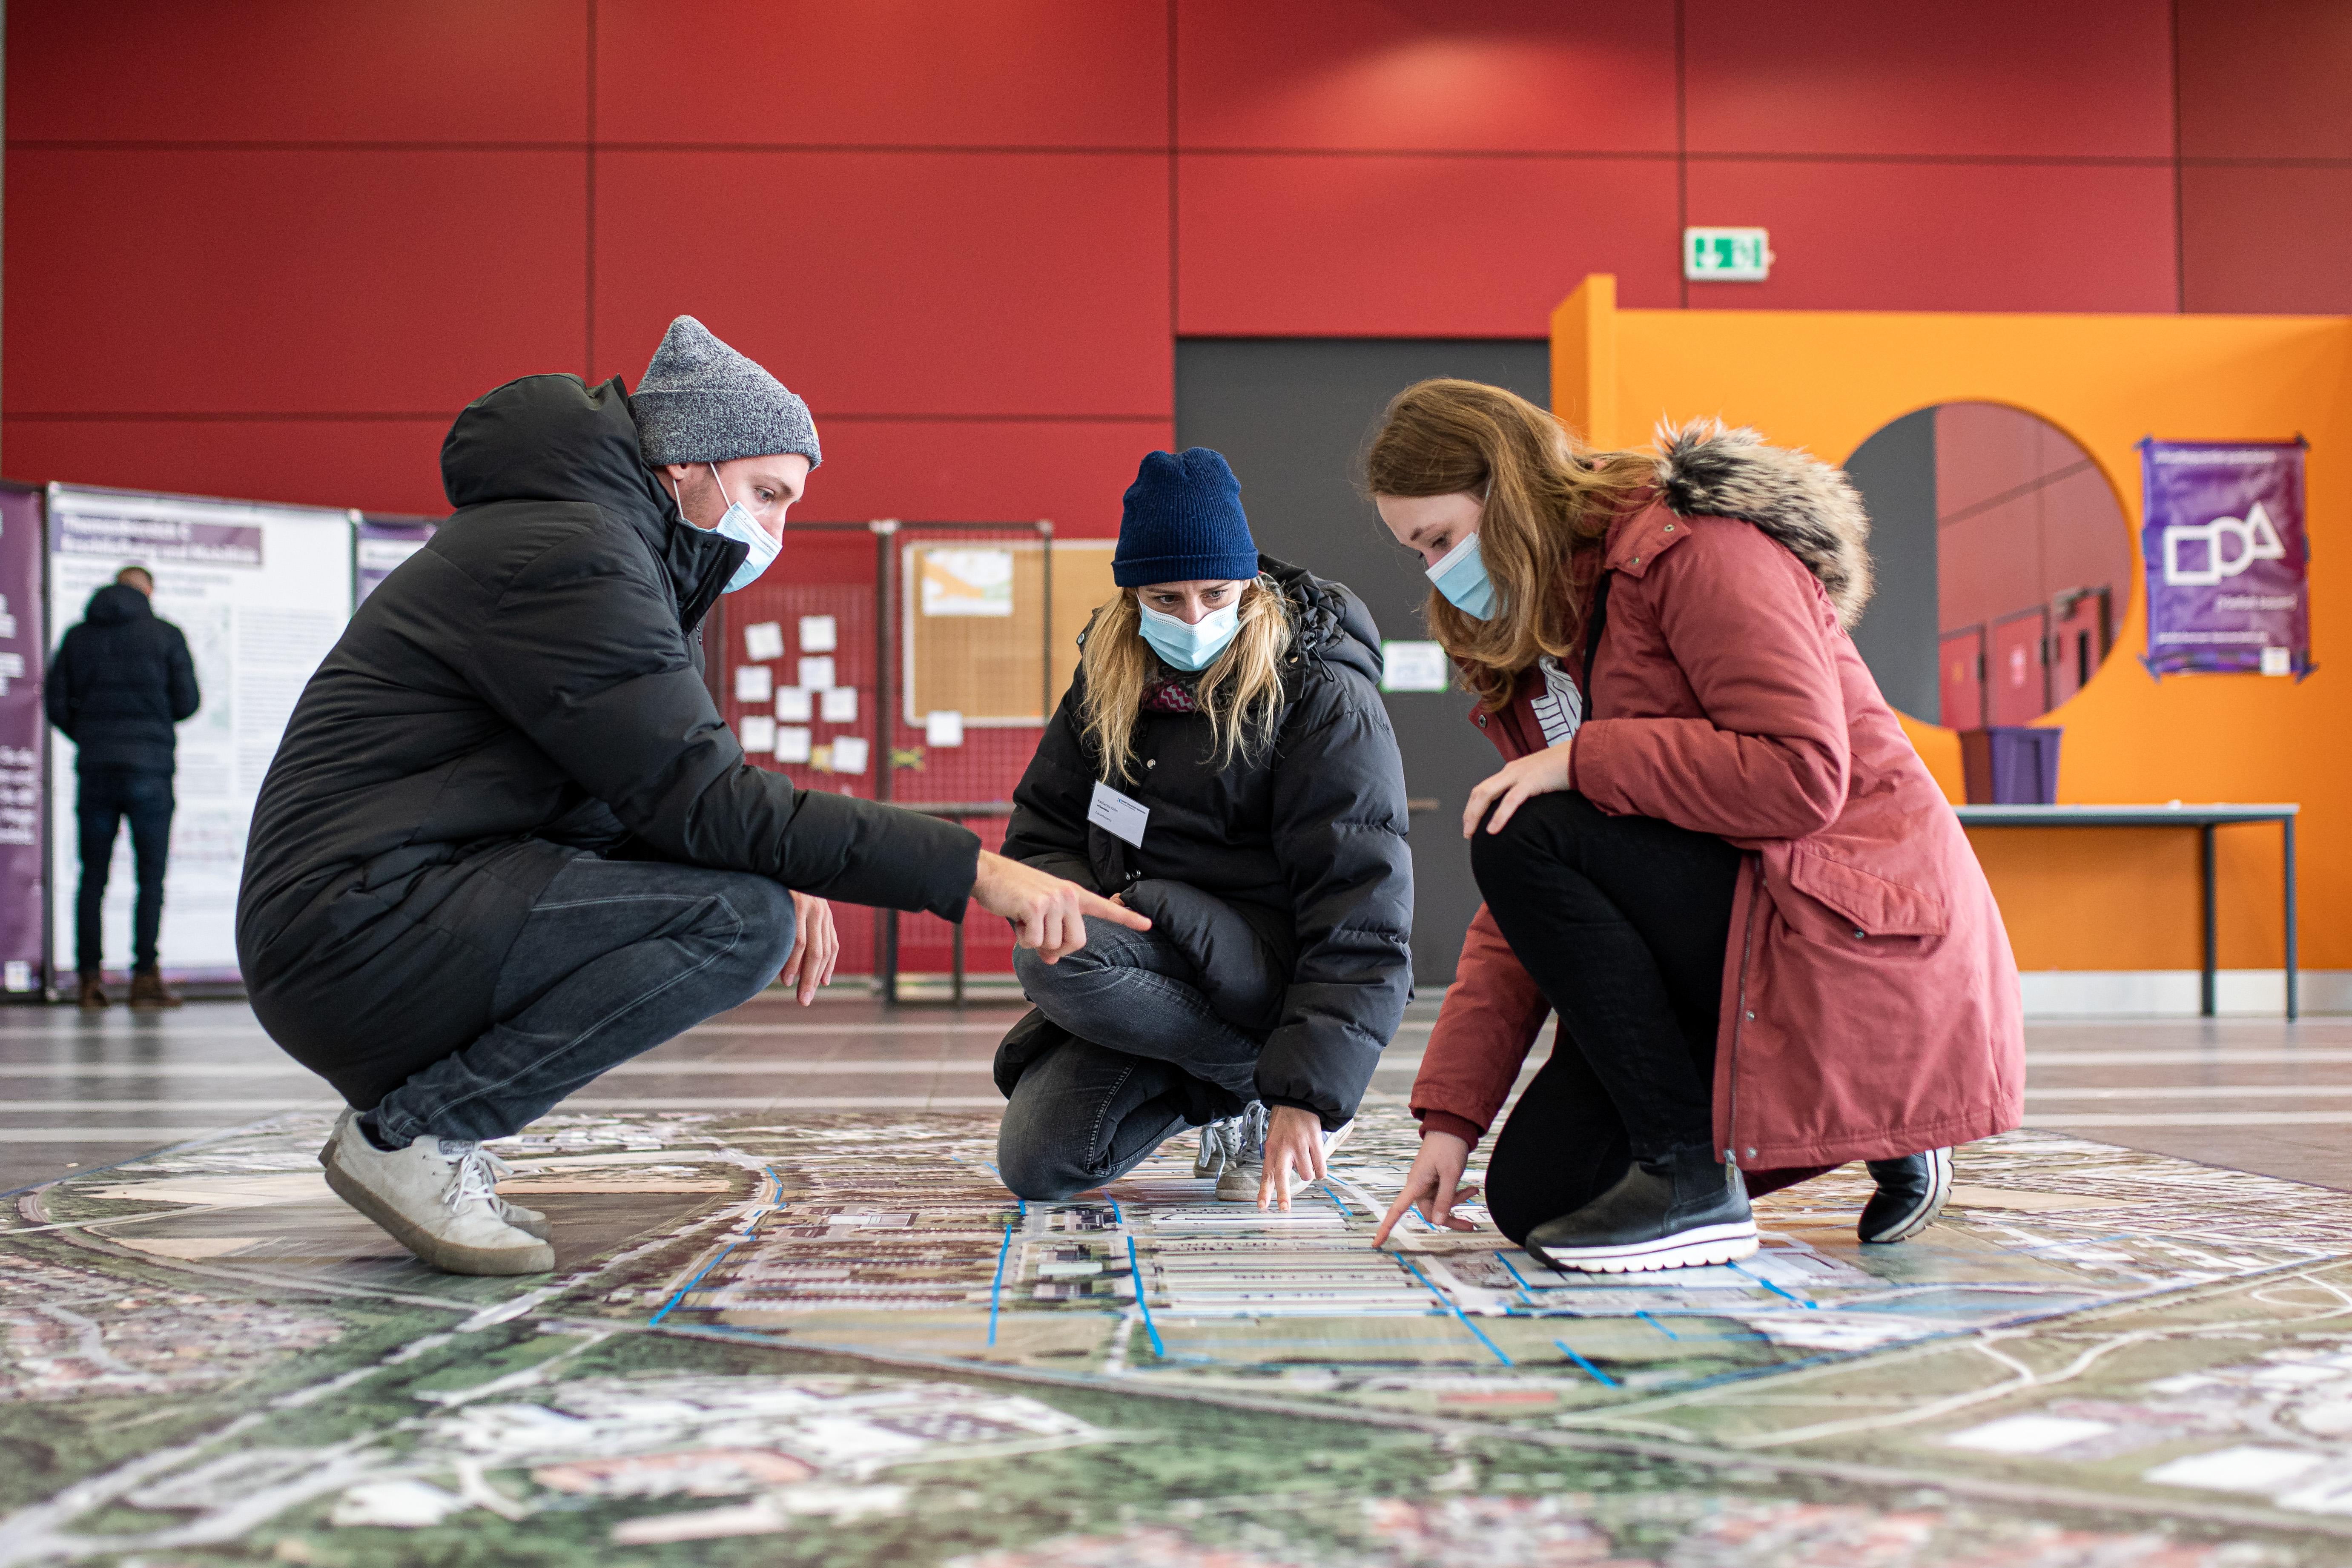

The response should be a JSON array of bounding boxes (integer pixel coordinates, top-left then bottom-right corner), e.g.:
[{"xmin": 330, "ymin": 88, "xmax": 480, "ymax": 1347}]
[{"xmin": 1785, "ymin": 847, "xmax": 1948, "ymax": 937}]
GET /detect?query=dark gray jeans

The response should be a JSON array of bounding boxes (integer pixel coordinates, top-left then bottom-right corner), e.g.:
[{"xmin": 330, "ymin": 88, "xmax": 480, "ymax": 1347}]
[
  {"xmin": 366, "ymin": 855, "xmax": 796, "ymax": 1145},
  {"xmin": 997, "ymin": 916, "xmax": 1263, "ymax": 1201}
]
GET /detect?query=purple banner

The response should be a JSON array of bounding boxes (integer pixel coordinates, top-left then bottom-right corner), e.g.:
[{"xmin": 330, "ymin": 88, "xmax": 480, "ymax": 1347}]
[
  {"xmin": 52, "ymin": 508, "xmax": 264, "ymax": 567},
  {"xmin": 355, "ymin": 516, "xmax": 434, "ymax": 604},
  {"xmin": 0, "ymin": 488, "xmax": 46, "ymax": 992},
  {"xmin": 2139, "ymin": 438, "xmax": 2311, "ymax": 678}
]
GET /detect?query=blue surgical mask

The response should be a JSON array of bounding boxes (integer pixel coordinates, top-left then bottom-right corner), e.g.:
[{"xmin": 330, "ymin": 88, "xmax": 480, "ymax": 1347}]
[
  {"xmin": 1137, "ymin": 597, "xmax": 1241, "ymax": 672},
  {"xmin": 1426, "ymin": 532, "xmax": 1497, "ymax": 620},
  {"xmin": 687, "ymin": 464, "xmax": 779, "ymax": 593}
]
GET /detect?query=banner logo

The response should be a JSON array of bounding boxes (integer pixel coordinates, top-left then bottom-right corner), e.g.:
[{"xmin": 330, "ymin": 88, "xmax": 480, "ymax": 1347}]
[{"xmin": 2162, "ymin": 500, "xmax": 2286, "ymax": 587}]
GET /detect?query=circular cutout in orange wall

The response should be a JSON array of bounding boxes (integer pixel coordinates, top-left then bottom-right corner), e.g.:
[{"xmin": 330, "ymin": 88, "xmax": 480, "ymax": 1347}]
[{"xmin": 1844, "ymin": 402, "xmax": 2131, "ymax": 731}]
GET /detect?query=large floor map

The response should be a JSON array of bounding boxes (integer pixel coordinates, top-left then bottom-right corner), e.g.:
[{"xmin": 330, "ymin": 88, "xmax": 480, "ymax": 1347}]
[{"xmin": 9, "ymin": 1107, "xmax": 2352, "ymax": 1564}]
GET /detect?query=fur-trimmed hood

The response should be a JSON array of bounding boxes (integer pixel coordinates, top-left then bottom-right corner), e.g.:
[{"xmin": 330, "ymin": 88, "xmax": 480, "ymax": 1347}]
[{"xmin": 1652, "ymin": 419, "xmax": 1874, "ymax": 628}]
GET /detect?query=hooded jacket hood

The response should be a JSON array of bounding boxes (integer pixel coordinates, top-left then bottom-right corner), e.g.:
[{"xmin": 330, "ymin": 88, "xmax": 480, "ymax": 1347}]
[
  {"xmin": 440, "ymin": 372, "xmax": 744, "ymax": 630},
  {"xmin": 1653, "ymin": 419, "xmax": 1875, "ymax": 628},
  {"xmin": 84, "ymin": 583, "xmax": 152, "ymax": 626},
  {"xmin": 1262, "ymin": 554, "xmax": 1384, "ymax": 687}
]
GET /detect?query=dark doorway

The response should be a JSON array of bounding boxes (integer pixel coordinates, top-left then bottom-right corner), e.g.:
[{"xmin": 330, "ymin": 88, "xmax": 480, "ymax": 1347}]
[{"xmin": 1175, "ymin": 338, "xmax": 1551, "ymax": 987}]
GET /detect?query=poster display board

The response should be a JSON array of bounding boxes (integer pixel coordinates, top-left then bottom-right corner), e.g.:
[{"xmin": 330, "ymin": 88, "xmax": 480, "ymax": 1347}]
[
  {"xmin": 0, "ymin": 486, "xmax": 45, "ymax": 993},
  {"xmin": 47, "ymin": 486, "xmax": 354, "ymax": 980},
  {"xmin": 2139, "ymin": 438, "xmax": 2311, "ymax": 678},
  {"xmin": 355, "ymin": 513, "xmax": 437, "ymax": 604},
  {"xmin": 901, "ymin": 539, "xmax": 1115, "ymax": 726}
]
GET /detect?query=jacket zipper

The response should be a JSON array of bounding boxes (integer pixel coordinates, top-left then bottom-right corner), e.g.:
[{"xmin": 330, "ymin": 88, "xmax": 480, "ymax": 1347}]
[{"xmin": 1724, "ymin": 854, "xmax": 1764, "ymax": 1187}]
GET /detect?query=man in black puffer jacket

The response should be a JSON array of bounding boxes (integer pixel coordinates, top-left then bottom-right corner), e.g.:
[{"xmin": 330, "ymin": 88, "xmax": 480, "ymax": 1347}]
[
  {"xmin": 45, "ymin": 566, "xmax": 201, "ymax": 1009},
  {"xmin": 239, "ymin": 316, "xmax": 1142, "ymax": 1276}
]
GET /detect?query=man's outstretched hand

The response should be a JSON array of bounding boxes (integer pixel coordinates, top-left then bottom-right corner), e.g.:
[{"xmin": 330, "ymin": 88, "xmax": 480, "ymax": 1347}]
[{"xmin": 971, "ymin": 850, "xmax": 1150, "ymax": 961}]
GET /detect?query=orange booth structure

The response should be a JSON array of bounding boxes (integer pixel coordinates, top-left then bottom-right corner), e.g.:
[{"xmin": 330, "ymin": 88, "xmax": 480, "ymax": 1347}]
[{"xmin": 1551, "ymin": 276, "xmax": 2347, "ymax": 1011}]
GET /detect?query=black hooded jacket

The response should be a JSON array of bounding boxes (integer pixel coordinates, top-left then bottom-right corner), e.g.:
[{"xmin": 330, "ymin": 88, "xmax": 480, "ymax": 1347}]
[
  {"xmin": 44, "ymin": 583, "xmax": 201, "ymax": 773},
  {"xmin": 237, "ymin": 373, "xmax": 980, "ymax": 1104},
  {"xmin": 995, "ymin": 556, "xmax": 1414, "ymax": 1129}
]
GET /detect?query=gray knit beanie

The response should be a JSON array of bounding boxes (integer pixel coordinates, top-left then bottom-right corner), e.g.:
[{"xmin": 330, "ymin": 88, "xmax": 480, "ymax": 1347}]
[{"xmin": 628, "ymin": 315, "xmax": 821, "ymax": 470}]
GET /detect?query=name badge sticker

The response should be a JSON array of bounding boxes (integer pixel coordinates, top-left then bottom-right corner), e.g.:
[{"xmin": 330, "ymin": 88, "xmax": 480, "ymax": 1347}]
[{"xmin": 1086, "ymin": 781, "xmax": 1150, "ymax": 848}]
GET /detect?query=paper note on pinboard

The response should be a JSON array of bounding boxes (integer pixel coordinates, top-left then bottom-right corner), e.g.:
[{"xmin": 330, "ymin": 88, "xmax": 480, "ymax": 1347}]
[
  {"xmin": 743, "ymin": 621, "xmax": 786, "ymax": 662},
  {"xmin": 799, "ymin": 614, "xmax": 838, "ymax": 653},
  {"xmin": 734, "ymin": 665, "xmax": 773, "ymax": 703},
  {"xmin": 920, "ymin": 548, "xmax": 1015, "ymax": 617}
]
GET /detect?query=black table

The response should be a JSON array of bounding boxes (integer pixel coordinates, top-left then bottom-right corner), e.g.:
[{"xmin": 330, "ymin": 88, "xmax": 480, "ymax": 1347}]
[{"xmin": 1953, "ymin": 803, "xmax": 2301, "ymax": 1020}]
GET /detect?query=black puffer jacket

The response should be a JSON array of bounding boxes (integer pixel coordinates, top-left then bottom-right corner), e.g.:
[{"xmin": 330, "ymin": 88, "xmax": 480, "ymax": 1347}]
[
  {"xmin": 238, "ymin": 373, "xmax": 980, "ymax": 1105},
  {"xmin": 995, "ymin": 556, "xmax": 1414, "ymax": 1129},
  {"xmin": 44, "ymin": 584, "xmax": 201, "ymax": 773}
]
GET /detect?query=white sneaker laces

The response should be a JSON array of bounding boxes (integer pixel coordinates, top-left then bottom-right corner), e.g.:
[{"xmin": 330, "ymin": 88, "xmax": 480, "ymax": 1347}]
[{"xmin": 445, "ymin": 1147, "xmax": 501, "ymax": 1214}]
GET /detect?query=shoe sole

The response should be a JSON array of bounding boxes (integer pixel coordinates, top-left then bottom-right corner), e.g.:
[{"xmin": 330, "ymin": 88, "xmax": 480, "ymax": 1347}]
[
  {"xmin": 322, "ymin": 1152, "xmax": 554, "ymax": 1276},
  {"xmin": 1528, "ymin": 1221, "xmax": 1760, "ymax": 1274},
  {"xmin": 1860, "ymin": 1147, "xmax": 1955, "ymax": 1245}
]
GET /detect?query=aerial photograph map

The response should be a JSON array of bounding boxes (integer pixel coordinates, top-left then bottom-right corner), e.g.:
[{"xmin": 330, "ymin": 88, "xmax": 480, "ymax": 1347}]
[{"xmin": 9, "ymin": 1106, "xmax": 2352, "ymax": 1566}]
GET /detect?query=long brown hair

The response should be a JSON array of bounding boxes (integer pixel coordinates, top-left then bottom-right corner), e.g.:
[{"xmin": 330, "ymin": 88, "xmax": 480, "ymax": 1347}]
[
  {"xmin": 1077, "ymin": 578, "xmax": 1294, "ymax": 783},
  {"xmin": 1364, "ymin": 378, "xmax": 1653, "ymax": 710}
]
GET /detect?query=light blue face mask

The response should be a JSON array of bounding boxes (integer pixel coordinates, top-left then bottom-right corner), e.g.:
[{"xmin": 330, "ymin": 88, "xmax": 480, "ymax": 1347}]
[
  {"xmin": 684, "ymin": 464, "xmax": 780, "ymax": 594},
  {"xmin": 1137, "ymin": 596, "xmax": 1242, "ymax": 672},
  {"xmin": 1426, "ymin": 531, "xmax": 1497, "ymax": 621}
]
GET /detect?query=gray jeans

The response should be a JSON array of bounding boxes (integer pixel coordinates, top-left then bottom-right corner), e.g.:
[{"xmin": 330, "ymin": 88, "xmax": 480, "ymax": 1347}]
[
  {"xmin": 367, "ymin": 855, "xmax": 796, "ymax": 1145},
  {"xmin": 996, "ymin": 916, "xmax": 1263, "ymax": 1201}
]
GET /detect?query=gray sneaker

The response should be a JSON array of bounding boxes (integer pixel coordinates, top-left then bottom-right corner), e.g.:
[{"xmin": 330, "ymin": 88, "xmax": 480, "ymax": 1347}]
[
  {"xmin": 1193, "ymin": 1116, "xmax": 1244, "ymax": 1180},
  {"xmin": 1213, "ymin": 1107, "xmax": 1359, "ymax": 1204},
  {"xmin": 319, "ymin": 1111, "xmax": 554, "ymax": 1275}
]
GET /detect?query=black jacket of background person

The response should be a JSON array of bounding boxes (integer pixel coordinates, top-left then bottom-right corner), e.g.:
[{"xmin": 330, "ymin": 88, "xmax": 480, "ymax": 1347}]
[
  {"xmin": 995, "ymin": 555, "xmax": 1413, "ymax": 1131},
  {"xmin": 237, "ymin": 373, "xmax": 981, "ymax": 1107},
  {"xmin": 44, "ymin": 583, "xmax": 201, "ymax": 773}
]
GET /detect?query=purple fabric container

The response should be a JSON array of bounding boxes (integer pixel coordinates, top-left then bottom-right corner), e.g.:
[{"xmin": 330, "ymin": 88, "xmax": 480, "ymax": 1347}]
[{"xmin": 1959, "ymin": 727, "xmax": 2062, "ymax": 805}]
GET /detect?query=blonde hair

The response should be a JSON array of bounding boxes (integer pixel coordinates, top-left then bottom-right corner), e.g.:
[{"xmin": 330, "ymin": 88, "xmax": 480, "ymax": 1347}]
[
  {"xmin": 1077, "ymin": 577, "xmax": 1294, "ymax": 783},
  {"xmin": 1364, "ymin": 378, "xmax": 1654, "ymax": 711}
]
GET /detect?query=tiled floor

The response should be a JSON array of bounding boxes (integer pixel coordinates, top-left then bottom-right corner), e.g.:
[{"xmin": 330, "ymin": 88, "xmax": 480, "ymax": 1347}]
[{"xmin": 5, "ymin": 995, "xmax": 2348, "ymax": 1195}]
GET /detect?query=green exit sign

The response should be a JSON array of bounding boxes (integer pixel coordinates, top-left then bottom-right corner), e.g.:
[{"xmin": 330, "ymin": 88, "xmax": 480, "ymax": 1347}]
[{"xmin": 1684, "ymin": 227, "xmax": 1773, "ymax": 281}]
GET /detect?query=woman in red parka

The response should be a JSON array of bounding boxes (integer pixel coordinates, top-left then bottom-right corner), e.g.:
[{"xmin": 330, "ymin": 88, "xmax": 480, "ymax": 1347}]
[{"xmin": 1365, "ymin": 380, "xmax": 2023, "ymax": 1274}]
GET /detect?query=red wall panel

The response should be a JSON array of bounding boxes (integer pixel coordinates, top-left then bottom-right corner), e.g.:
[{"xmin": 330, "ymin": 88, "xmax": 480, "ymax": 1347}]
[
  {"xmin": 2177, "ymin": 0, "xmax": 2352, "ymax": 160},
  {"xmin": 789, "ymin": 419, "xmax": 1170, "ymax": 536},
  {"xmin": 593, "ymin": 151, "xmax": 1170, "ymax": 417},
  {"xmin": 596, "ymin": 0, "xmax": 1165, "ymax": 148},
  {"xmin": 1684, "ymin": 0, "xmax": 2174, "ymax": 158},
  {"xmin": 1176, "ymin": 152, "xmax": 1680, "ymax": 337},
  {"xmin": 8, "ymin": 150, "xmax": 587, "ymax": 415},
  {"xmin": 1176, "ymin": 0, "xmax": 1675, "ymax": 153},
  {"xmin": 2181, "ymin": 166, "xmax": 2352, "ymax": 315},
  {"xmin": 10, "ymin": 0, "xmax": 586, "ymax": 143},
  {"xmin": 1683, "ymin": 161, "xmax": 2177, "ymax": 313},
  {"xmin": 3, "ymin": 418, "xmax": 451, "ymax": 514}
]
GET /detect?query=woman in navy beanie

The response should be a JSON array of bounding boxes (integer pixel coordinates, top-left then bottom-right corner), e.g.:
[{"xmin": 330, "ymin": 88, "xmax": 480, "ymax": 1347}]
[{"xmin": 990, "ymin": 447, "xmax": 1414, "ymax": 1211}]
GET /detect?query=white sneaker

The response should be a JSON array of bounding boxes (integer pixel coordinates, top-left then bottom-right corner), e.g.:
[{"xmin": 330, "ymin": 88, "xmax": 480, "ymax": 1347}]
[
  {"xmin": 1215, "ymin": 1111, "xmax": 1355, "ymax": 1203},
  {"xmin": 324, "ymin": 1111, "xmax": 549, "ymax": 1241},
  {"xmin": 1193, "ymin": 1117, "xmax": 1243, "ymax": 1180},
  {"xmin": 320, "ymin": 1111, "xmax": 554, "ymax": 1275}
]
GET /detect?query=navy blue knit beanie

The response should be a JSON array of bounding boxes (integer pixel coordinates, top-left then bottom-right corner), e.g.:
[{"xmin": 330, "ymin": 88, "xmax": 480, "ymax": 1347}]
[{"xmin": 1113, "ymin": 448, "xmax": 1258, "ymax": 586}]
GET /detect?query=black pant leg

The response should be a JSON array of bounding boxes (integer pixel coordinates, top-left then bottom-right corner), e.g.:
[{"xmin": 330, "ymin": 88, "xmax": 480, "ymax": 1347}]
[
  {"xmin": 73, "ymin": 773, "xmax": 125, "ymax": 974},
  {"xmin": 123, "ymin": 773, "xmax": 175, "ymax": 969},
  {"xmin": 1482, "ymin": 1036, "xmax": 1635, "ymax": 1245},
  {"xmin": 1470, "ymin": 791, "xmax": 1740, "ymax": 1163}
]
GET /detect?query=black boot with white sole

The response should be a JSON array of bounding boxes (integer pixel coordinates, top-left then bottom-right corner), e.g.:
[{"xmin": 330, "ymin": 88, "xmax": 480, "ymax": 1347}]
[
  {"xmin": 1523, "ymin": 1144, "xmax": 1758, "ymax": 1274},
  {"xmin": 1859, "ymin": 1146, "xmax": 1954, "ymax": 1244}
]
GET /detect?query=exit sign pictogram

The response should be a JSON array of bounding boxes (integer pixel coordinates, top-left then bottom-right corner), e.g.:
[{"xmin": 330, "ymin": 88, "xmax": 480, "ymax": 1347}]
[{"xmin": 1684, "ymin": 228, "xmax": 1773, "ymax": 281}]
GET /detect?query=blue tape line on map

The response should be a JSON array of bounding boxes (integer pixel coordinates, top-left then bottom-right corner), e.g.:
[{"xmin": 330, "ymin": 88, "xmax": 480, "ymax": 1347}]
[
  {"xmin": 649, "ymin": 1181, "xmax": 780, "ymax": 1327},
  {"xmin": 1635, "ymin": 1310, "xmax": 1680, "ymax": 1340},
  {"xmin": 1125, "ymin": 1234, "xmax": 1165, "ymax": 1358},
  {"xmin": 987, "ymin": 1224, "xmax": 1013, "ymax": 1347},
  {"xmin": 650, "ymin": 1241, "xmax": 743, "ymax": 1327},
  {"xmin": 1552, "ymin": 1338, "xmax": 1620, "ymax": 1387},
  {"xmin": 1394, "ymin": 1253, "xmax": 1512, "ymax": 1366},
  {"xmin": 1493, "ymin": 1251, "xmax": 1543, "ymax": 1293},
  {"xmin": 1729, "ymin": 1261, "xmax": 1815, "ymax": 1309}
]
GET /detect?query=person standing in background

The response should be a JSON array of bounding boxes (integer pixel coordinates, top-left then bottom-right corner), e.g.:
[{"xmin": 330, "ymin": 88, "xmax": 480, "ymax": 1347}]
[{"xmin": 44, "ymin": 564, "xmax": 201, "ymax": 1009}]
